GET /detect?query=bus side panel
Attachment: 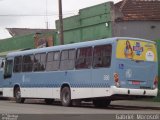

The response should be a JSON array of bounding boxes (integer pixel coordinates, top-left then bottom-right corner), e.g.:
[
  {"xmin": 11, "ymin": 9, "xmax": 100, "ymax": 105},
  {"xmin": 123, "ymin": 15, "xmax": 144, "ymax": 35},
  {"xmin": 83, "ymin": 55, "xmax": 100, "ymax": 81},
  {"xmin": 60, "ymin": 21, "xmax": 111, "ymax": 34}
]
[
  {"xmin": 92, "ymin": 68, "xmax": 114, "ymax": 98},
  {"xmin": 21, "ymin": 88, "xmax": 60, "ymax": 99},
  {"xmin": 91, "ymin": 42, "xmax": 116, "ymax": 98},
  {"xmin": 67, "ymin": 69, "xmax": 92, "ymax": 99},
  {"xmin": 3, "ymin": 88, "xmax": 14, "ymax": 97},
  {"xmin": 12, "ymin": 72, "xmax": 65, "ymax": 99}
]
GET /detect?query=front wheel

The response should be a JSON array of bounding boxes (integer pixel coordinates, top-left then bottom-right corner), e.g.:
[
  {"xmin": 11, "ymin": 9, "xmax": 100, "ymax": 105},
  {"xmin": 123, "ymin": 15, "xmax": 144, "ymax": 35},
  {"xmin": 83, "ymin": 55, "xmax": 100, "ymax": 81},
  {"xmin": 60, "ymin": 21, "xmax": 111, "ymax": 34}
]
[
  {"xmin": 14, "ymin": 87, "xmax": 25, "ymax": 103},
  {"xmin": 61, "ymin": 87, "xmax": 72, "ymax": 107}
]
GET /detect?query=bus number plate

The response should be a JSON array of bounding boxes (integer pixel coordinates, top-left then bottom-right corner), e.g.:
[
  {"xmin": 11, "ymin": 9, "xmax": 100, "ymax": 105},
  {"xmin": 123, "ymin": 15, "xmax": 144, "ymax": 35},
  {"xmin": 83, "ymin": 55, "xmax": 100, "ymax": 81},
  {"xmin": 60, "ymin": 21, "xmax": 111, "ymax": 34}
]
[{"xmin": 132, "ymin": 81, "xmax": 140, "ymax": 85}]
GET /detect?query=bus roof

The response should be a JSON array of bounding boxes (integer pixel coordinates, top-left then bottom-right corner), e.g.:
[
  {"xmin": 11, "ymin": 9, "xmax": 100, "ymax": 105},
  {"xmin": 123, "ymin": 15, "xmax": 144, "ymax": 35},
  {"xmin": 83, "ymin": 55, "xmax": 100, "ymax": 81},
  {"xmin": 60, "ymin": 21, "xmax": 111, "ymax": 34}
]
[{"xmin": 6, "ymin": 37, "xmax": 155, "ymax": 57}]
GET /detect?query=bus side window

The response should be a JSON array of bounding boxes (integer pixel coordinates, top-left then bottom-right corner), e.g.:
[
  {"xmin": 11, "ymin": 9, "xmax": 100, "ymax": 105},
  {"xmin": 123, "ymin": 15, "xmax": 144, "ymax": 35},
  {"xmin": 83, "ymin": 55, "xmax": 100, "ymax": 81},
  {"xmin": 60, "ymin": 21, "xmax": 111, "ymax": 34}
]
[
  {"xmin": 4, "ymin": 59, "xmax": 13, "ymax": 79},
  {"xmin": 22, "ymin": 54, "xmax": 34, "ymax": 72},
  {"xmin": 93, "ymin": 45, "xmax": 112, "ymax": 68},
  {"xmin": 34, "ymin": 53, "xmax": 46, "ymax": 72},
  {"xmin": 13, "ymin": 56, "xmax": 22, "ymax": 73},
  {"xmin": 60, "ymin": 49, "xmax": 75, "ymax": 70},
  {"xmin": 46, "ymin": 51, "xmax": 60, "ymax": 71},
  {"xmin": 75, "ymin": 47, "xmax": 92, "ymax": 69}
]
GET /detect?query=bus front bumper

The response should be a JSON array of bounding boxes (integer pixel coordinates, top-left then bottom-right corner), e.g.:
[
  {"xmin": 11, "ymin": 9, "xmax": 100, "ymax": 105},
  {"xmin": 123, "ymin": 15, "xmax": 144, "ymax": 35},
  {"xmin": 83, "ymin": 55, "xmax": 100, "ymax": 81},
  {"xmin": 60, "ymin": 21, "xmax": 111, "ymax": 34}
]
[{"xmin": 111, "ymin": 86, "xmax": 158, "ymax": 97}]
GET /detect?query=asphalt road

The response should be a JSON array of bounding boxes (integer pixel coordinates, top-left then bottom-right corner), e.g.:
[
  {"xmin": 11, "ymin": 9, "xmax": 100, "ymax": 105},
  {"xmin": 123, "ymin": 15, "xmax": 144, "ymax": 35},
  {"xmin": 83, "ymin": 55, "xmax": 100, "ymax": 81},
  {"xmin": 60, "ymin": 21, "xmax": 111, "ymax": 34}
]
[
  {"xmin": 0, "ymin": 99, "xmax": 159, "ymax": 114},
  {"xmin": 0, "ymin": 99, "xmax": 160, "ymax": 120}
]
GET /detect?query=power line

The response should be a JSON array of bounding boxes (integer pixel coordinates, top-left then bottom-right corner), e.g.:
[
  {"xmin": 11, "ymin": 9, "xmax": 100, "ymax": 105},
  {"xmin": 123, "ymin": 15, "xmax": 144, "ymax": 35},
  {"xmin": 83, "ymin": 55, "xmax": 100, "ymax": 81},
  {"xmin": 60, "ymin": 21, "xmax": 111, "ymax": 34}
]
[
  {"xmin": 0, "ymin": 13, "xmax": 75, "ymax": 16},
  {"xmin": 0, "ymin": 10, "xmax": 78, "ymax": 17}
]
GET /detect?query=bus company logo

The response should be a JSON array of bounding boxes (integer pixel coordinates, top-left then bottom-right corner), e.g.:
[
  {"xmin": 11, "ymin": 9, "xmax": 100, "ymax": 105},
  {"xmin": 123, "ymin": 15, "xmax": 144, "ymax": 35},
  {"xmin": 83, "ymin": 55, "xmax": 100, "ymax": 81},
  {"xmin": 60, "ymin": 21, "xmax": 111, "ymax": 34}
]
[
  {"xmin": 133, "ymin": 42, "xmax": 143, "ymax": 56},
  {"xmin": 146, "ymin": 51, "xmax": 154, "ymax": 61}
]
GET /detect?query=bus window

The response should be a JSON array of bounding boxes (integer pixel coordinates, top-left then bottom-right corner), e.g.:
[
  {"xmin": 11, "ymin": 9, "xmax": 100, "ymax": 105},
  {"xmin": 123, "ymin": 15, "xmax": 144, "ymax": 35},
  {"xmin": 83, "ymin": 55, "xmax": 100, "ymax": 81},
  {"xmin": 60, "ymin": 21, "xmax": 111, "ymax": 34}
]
[
  {"xmin": 75, "ymin": 47, "xmax": 92, "ymax": 69},
  {"xmin": 4, "ymin": 59, "xmax": 13, "ymax": 79},
  {"xmin": 60, "ymin": 49, "xmax": 75, "ymax": 70},
  {"xmin": 93, "ymin": 45, "xmax": 112, "ymax": 68},
  {"xmin": 13, "ymin": 56, "xmax": 22, "ymax": 73},
  {"xmin": 22, "ymin": 55, "xmax": 34, "ymax": 72},
  {"xmin": 34, "ymin": 53, "xmax": 46, "ymax": 71},
  {"xmin": 46, "ymin": 51, "xmax": 60, "ymax": 71}
]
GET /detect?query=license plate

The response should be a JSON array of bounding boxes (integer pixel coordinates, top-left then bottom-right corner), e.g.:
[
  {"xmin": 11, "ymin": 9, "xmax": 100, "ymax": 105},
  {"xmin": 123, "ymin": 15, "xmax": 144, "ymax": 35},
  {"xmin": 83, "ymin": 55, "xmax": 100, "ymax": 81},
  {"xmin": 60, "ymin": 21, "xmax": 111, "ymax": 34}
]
[{"xmin": 132, "ymin": 81, "xmax": 140, "ymax": 85}]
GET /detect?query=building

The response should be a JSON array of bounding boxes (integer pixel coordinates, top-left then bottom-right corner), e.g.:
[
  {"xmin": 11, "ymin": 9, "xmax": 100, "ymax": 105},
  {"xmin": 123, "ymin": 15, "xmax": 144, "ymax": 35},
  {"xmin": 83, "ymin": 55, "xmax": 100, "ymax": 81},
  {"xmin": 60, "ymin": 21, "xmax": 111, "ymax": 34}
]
[
  {"xmin": 0, "ymin": 28, "xmax": 57, "ymax": 57},
  {"xmin": 56, "ymin": 0, "xmax": 160, "ymax": 44},
  {"xmin": 6, "ymin": 28, "xmax": 54, "ymax": 37},
  {"xmin": 114, "ymin": 0, "xmax": 160, "ymax": 40}
]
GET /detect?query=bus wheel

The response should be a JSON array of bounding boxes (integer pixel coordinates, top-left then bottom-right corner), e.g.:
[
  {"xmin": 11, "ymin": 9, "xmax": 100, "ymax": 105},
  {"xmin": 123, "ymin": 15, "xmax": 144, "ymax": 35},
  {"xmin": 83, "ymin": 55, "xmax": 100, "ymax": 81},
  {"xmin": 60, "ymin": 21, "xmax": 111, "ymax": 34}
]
[
  {"xmin": 14, "ymin": 87, "xmax": 25, "ymax": 103},
  {"xmin": 93, "ymin": 100, "xmax": 111, "ymax": 108},
  {"xmin": 61, "ymin": 87, "xmax": 72, "ymax": 107},
  {"xmin": 45, "ymin": 99, "xmax": 54, "ymax": 105}
]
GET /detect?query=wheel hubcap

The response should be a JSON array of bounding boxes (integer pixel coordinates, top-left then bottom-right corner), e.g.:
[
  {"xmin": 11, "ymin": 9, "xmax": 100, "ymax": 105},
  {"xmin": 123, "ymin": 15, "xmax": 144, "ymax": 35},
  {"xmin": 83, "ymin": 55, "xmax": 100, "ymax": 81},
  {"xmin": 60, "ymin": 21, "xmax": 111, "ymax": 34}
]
[
  {"xmin": 16, "ymin": 91, "xmax": 21, "ymax": 100},
  {"xmin": 63, "ymin": 92, "xmax": 69, "ymax": 103}
]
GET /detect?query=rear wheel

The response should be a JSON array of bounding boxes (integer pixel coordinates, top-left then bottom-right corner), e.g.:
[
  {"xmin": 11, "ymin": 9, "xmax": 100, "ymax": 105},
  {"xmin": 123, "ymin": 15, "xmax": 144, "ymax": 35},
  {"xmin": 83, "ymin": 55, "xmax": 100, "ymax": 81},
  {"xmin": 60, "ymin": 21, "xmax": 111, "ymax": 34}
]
[
  {"xmin": 45, "ymin": 99, "xmax": 54, "ymax": 105},
  {"xmin": 61, "ymin": 87, "xmax": 72, "ymax": 107},
  {"xmin": 14, "ymin": 87, "xmax": 25, "ymax": 103},
  {"xmin": 93, "ymin": 100, "xmax": 111, "ymax": 108}
]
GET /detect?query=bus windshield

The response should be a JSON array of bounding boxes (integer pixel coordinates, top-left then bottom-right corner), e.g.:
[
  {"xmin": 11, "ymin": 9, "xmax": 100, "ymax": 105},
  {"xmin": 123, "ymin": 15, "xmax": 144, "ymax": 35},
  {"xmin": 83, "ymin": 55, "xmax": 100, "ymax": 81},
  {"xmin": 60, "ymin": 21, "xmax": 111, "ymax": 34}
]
[{"xmin": 116, "ymin": 39, "xmax": 157, "ymax": 62}]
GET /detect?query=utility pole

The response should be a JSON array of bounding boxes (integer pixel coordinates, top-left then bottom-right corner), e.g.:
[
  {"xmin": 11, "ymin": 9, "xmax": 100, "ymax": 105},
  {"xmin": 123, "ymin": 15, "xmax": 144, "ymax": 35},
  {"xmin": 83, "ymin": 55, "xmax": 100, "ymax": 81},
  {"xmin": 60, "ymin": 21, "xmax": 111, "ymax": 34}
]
[
  {"xmin": 45, "ymin": 0, "xmax": 49, "ymax": 29},
  {"xmin": 58, "ymin": 0, "xmax": 64, "ymax": 45}
]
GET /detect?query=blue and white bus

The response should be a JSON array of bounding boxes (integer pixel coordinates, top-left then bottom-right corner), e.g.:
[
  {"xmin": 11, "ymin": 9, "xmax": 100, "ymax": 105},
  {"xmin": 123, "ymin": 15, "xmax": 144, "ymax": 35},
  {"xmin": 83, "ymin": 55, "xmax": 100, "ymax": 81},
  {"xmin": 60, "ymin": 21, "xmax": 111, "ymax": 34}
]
[{"xmin": 2, "ymin": 37, "xmax": 158, "ymax": 107}]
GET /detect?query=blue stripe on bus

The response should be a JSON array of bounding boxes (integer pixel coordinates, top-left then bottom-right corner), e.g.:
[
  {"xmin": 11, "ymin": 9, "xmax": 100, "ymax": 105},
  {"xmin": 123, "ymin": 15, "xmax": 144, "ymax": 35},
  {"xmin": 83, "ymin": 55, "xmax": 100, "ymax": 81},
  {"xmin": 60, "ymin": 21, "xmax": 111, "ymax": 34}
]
[{"xmin": 3, "ymin": 83, "xmax": 110, "ymax": 88}]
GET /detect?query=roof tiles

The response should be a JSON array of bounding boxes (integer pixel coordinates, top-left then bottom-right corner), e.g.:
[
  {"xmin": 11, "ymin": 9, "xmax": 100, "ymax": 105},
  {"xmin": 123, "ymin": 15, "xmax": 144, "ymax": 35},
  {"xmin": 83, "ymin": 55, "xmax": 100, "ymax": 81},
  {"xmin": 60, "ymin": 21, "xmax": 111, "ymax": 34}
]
[{"xmin": 115, "ymin": 0, "xmax": 160, "ymax": 21}]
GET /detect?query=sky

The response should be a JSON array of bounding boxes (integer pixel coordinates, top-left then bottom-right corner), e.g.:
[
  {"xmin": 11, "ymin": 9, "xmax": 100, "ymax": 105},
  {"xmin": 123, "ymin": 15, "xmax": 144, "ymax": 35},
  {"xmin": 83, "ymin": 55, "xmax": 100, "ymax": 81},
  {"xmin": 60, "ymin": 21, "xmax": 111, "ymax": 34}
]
[{"xmin": 0, "ymin": 0, "xmax": 121, "ymax": 39}]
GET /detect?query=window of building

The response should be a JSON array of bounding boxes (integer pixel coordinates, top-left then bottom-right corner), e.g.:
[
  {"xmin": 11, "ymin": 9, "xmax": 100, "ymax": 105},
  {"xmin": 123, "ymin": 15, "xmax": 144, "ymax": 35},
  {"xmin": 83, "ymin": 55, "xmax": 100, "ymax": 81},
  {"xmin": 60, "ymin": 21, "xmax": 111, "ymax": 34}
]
[
  {"xmin": 60, "ymin": 49, "xmax": 75, "ymax": 70},
  {"xmin": 34, "ymin": 53, "xmax": 46, "ymax": 71},
  {"xmin": 46, "ymin": 51, "xmax": 60, "ymax": 71},
  {"xmin": 14, "ymin": 56, "xmax": 22, "ymax": 73},
  {"xmin": 75, "ymin": 47, "xmax": 92, "ymax": 69},
  {"xmin": 22, "ymin": 54, "xmax": 34, "ymax": 72},
  {"xmin": 93, "ymin": 44, "xmax": 112, "ymax": 68}
]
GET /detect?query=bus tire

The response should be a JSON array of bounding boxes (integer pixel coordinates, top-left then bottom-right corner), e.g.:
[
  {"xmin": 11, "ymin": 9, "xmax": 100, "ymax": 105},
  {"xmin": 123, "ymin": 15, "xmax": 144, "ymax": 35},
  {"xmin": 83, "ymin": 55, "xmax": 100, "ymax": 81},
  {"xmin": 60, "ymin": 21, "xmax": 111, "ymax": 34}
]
[
  {"xmin": 61, "ymin": 87, "xmax": 72, "ymax": 107},
  {"xmin": 45, "ymin": 99, "xmax": 54, "ymax": 105},
  {"xmin": 93, "ymin": 100, "xmax": 111, "ymax": 108},
  {"xmin": 14, "ymin": 87, "xmax": 25, "ymax": 103}
]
